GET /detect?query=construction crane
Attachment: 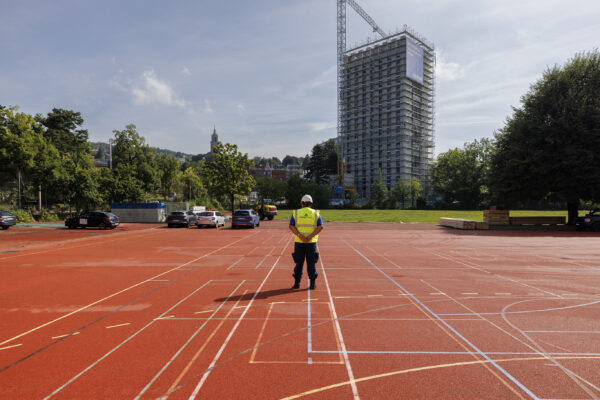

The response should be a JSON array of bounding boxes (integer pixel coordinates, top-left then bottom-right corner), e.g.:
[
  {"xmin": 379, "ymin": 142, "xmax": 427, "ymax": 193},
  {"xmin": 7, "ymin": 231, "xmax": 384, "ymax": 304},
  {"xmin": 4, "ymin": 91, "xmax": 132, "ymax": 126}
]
[
  {"xmin": 345, "ymin": 0, "xmax": 386, "ymax": 38},
  {"xmin": 336, "ymin": 0, "xmax": 387, "ymax": 189}
]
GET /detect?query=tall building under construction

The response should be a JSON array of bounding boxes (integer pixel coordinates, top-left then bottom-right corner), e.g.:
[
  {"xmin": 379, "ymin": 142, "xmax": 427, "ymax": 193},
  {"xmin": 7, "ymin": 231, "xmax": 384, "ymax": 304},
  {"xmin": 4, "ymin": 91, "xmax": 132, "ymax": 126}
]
[{"xmin": 339, "ymin": 28, "xmax": 435, "ymax": 199}]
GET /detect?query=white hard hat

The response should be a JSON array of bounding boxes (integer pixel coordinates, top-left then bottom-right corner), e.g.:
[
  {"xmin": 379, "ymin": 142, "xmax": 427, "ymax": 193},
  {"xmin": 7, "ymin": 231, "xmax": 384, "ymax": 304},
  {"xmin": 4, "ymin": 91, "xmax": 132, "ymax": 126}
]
[{"xmin": 301, "ymin": 194, "xmax": 313, "ymax": 203}]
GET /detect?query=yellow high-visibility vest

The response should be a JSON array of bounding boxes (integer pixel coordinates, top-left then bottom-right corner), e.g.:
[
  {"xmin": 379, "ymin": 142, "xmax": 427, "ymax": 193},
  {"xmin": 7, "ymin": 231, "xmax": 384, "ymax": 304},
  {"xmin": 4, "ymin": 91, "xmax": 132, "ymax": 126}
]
[{"xmin": 293, "ymin": 207, "xmax": 320, "ymax": 243}]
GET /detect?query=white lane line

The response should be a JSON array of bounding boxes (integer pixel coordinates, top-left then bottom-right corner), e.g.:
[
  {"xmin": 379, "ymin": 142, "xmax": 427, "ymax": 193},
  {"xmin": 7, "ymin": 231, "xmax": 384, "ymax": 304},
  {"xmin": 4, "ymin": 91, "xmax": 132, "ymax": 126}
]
[
  {"xmin": 154, "ymin": 316, "xmax": 175, "ymax": 320},
  {"xmin": 495, "ymin": 293, "xmax": 512, "ymax": 296},
  {"xmin": 525, "ymin": 331, "xmax": 600, "ymax": 334},
  {"xmin": 105, "ymin": 323, "xmax": 130, "ymax": 329},
  {"xmin": 1, "ymin": 232, "xmax": 258, "ymax": 348},
  {"xmin": 51, "ymin": 332, "xmax": 80, "ymax": 340},
  {"xmin": 254, "ymin": 247, "xmax": 276, "ymax": 269},
  {"xmin": 343, "ymin": 238, "xmax": 538, "ymax": 400},
  {"xmin": 462, "ymin": 293, "xmax": 479, "ymax": 295},
  {"xmin": 0, "ymin": 344, "xmax": 22, "ymax": 351},
  {"xmin": 149, "ymin": 279, "xmax": 169, "ymax": 282},
  {"xmin": 226, "ymin": 258, "xmax": 244, "ymax": 270},
  {"xmin": 135, "ymin": 281, "xmax": 245, "ymax": 399},
  {"xmin": 194, "ymin": 310, "xmax": 215, "ymax": 315},
  {"xmin": 44, "ymin": 281, "xmax": 213, "ymax": 399},
  {"xmin": 320, "ymin": 254, "xmax": 360, "ymax": 400},
  {"xmin": 367, "ymin": 294, "xmax": 383, "ymax": 297},
  {"xmin": 188, "ymin": 242, "xmax": 291, "ymax": 399},
  {"xmin": 307, "ymin": 280, "xmax": 313, "ymax": 354}
]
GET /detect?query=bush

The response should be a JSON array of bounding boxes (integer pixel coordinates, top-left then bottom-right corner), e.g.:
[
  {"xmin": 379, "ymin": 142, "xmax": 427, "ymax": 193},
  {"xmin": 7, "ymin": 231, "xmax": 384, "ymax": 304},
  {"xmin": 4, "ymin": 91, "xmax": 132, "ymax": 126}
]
[
  {"xmin": 10, "ymin": 209, "xmax": 33, "ymax": 223},
  {"xmin": 38, "ymin": 209, "xmax": 60, "ymax": 222}
]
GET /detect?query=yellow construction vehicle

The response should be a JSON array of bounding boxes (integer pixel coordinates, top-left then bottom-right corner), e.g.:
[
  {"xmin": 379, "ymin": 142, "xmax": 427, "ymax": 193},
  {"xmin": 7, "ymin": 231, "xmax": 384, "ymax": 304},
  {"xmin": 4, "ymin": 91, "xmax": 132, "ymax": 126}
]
[{"xmin": 254, "ymin": 202, "xmax": 278, "ymax": 220}]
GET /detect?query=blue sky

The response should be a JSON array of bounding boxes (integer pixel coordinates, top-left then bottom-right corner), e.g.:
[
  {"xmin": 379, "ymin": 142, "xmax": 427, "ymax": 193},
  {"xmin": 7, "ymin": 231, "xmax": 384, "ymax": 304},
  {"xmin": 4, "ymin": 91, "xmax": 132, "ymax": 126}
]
[{"xmin": 2, "ymin": 0, "xmax": 600, "ymax": 159}]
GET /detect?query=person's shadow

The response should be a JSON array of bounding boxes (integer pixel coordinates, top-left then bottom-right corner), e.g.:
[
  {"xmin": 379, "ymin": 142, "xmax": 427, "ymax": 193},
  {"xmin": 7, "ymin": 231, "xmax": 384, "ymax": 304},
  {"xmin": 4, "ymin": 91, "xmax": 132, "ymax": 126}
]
[{"xmin": 214, "ymin": 287, "xmax": 307, "ymax": 302}]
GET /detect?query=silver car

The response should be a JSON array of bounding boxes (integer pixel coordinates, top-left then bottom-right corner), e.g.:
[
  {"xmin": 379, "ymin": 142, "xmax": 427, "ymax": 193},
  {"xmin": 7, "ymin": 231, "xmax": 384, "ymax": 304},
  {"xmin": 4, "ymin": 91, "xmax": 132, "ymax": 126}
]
[
  {"xmin": 0, "ymin": 211, "xmax": 17, "ymax": 230},
  {"xmin": 196, "ymin": 211, "xmax": 225, "ymax": 228}
]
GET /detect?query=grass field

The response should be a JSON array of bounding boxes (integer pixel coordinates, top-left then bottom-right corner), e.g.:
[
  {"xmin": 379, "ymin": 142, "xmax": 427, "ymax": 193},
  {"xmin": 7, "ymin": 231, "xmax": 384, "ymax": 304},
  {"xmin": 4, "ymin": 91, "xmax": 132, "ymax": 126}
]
[{"xmin": 274, "ymin": 209, "xmax": 572, "ymax": 223}]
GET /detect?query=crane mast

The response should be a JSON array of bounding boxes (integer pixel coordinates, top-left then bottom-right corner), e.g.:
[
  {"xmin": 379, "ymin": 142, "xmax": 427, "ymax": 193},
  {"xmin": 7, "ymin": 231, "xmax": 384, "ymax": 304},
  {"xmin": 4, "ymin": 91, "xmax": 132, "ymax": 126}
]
[{"xmin": 336, "ymin": 0, "xmax": 387, "ymax": 187}]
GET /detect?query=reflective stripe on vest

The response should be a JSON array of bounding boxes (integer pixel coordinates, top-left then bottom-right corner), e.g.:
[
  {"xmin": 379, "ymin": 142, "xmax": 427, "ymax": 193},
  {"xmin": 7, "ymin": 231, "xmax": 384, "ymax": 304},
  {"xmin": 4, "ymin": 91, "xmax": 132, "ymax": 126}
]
[{"xmin": 294, "ymin": 208, "xmax": 320, "ymax": 243}]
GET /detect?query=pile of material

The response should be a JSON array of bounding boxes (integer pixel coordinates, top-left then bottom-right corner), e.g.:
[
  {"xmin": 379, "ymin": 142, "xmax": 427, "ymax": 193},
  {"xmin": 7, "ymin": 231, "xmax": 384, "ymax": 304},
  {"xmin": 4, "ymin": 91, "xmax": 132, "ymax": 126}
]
[
  {"xmin": 483, "ymin": 209, "xmax": 510, "ymax": 225},
  {"xmin": 439, "ymin": 218, "xmax": 489, "ymax": 230}
]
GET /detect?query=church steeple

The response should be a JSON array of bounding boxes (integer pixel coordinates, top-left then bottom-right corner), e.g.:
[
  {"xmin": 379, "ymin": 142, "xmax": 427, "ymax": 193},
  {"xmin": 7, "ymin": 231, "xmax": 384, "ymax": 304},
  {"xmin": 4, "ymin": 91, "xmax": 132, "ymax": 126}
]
[{"xmin": 210, "ymin": 126, "xmax": 218, "ymax": 152}]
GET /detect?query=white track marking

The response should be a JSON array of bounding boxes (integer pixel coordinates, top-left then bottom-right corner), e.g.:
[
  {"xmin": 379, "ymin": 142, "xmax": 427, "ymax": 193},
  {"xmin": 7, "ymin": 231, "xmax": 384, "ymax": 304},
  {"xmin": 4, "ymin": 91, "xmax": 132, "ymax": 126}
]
[
  {"xmin": 135, "ymin": 281, "xmax": 245, "ymax": 399},
  {"xmin": 226, "ymin": 258, "xmax": 243, "ymax": 270},
  {"xmin": 188, "ymin": 240, "xmax": 291, "ymax": 399},
  {"xmin": 344, "ymin": 238, "xmax": 538, "ymax": 400},
  {"xmin": 44, "ymin": 281, "xmax": 213, "ymax": 399},
  {"xmin": 0, "ymin": 226, "xmax": 162, "ymax": 262},
  {"xmin": 0, "ymin": 232, "xmax": 257, "ymax": 347},
  {"xmin": 320, "ymin": 254, "xmax": 360, "ymax": 400},
  {"xmin": 51, "ymin": 332, "xmax": 79, "ymax": 340},
  {"xmin": 0, "ymin": 344, "xmax": 22, "ymax": 351},
  {"xmin": 105, "ymin": 323, "xmax": 130, "ymax": 329}
]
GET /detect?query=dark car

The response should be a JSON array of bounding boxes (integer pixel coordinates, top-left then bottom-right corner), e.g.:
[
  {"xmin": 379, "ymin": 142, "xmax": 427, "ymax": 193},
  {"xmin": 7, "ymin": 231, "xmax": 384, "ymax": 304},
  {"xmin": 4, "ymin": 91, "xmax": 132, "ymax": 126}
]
[
  {"xmin": 166, "ymin": 210, "xmax": 198, "ymax": 228},
  {"xmin": 0, "ymin": 211, "xmax": 17, "ymax": 230},
  {"xmin": 231, "ymin": 209, "xmax": 260, "ymax": 229},
  {"xmin": 575, "ymin": 209, "xmax": 600, "ymax": 232},
  {"xmin": 65, "ymin": 211, "xmax": 120, "ymax": 229}
]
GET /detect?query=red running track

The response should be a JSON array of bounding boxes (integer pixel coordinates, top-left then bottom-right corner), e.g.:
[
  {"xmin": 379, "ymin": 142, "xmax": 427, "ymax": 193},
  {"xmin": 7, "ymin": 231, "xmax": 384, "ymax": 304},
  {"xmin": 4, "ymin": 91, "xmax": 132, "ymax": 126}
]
[{"xmin": 1, "ymin": 221, "xmax": 600, "ymax": 399}]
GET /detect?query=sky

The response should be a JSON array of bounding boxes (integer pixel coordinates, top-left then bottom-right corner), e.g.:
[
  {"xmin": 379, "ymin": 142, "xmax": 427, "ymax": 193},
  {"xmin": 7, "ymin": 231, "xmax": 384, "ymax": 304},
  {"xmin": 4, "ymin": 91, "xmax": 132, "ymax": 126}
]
[{"xmin": 2, "ymin": 0, "xmax": 600, "ymax": 159}]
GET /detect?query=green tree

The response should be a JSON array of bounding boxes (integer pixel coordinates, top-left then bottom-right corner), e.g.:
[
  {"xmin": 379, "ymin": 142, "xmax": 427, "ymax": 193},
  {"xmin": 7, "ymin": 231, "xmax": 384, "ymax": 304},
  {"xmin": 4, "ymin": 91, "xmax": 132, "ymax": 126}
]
[
  {"xmin": 391, "ymin": 178, "xmax": 409, "ymax": 209},
  {"xmin": 39, "ymin": 108, "xmax": 89, "ymax": 157},
  {"xmin": 306, "ymin": 139, "xmax": 337, "ymax": 184},
  {"xmin": 489, "ymin": 51, "xmax": 600, "ymax": 223},
  {"xmin": 255, "ymin": 177, "xmax": 287, "ymax": 203},
  {"xmin": 432, "ymin": 138, "xmax": 493, "ymax": 209},
  {"xmin": 60, "ymin": 153, "xmax": 102, "ymax": 212},
  {"xmin": 111, "ymin": 124, "xmax": 158, "ymax": 200},
  {"xmin": 201, "ymin": 142, "xmax": 255, "ymax": 215},
  {"xmin": 408, "ymin": 177, "xmax": 423, "ymax": 208},
  {"xmin": 370, "ymin": 169, "xmax": 388, "ymax": 209},
  {"xmin": 285, "ymin": 173, "xmax": 307, "ymax": 208},
  {"xmin": 95, "ymin": 147, "xmax": 105, "ymax": 160},
  {"xmin": 156, "ymin": 153, "xmax": 180, "ymax": 200},
  {"xmin": 282, "ymin": 155, "xmax": 301, "ymax": 166},
  {"xmin": 178, "ymin": 167, "xmax": 207, "ymax": 201},
  {"xmin": 0, "ymin": 107, "xmax": 61, "ymax": 208}
]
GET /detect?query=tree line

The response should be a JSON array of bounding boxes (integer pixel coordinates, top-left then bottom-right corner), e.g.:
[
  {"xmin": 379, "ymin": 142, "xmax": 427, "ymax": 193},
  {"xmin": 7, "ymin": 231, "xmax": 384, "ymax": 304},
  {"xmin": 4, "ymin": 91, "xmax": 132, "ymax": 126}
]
[
  {"xmin": 0, "ymin": 107, "xmax": 253, "ymax": 215},
  {"xmin": 432, "ymin": 51, "xmax": 600, "ymax": 223}
]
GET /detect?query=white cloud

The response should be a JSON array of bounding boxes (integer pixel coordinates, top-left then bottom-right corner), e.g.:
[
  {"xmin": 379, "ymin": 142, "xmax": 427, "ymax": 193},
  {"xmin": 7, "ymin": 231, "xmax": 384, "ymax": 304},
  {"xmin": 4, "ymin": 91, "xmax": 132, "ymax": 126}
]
[
  {"xmin": 237, "ymin": 104, "xmax": 246, "ymax": 112},
  {"xmin": 131, "ymin": 70, "xmax": 187, "ymax": 108},
  {"xmin": 308, "ymin": 65, "xmax": 336, "ymax": 89},
  {"xmin": 203, "ymin": 99, "xmax": 214, "ymax": 114},
  {"xmin": 307, "ymin": 121, "xmax": 336, "ymax": 132},
  {"xmin": 181, "ymin": 66, "xmax": 191, "ymax": 76},
  {"xmin": 435, "ymin": 53, "xmax": 464, "ymax": 81}
]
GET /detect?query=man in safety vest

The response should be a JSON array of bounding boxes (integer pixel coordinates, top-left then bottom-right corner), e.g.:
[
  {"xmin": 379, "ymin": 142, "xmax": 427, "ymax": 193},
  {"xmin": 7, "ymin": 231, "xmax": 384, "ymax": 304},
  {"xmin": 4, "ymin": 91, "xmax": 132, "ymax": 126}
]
[{"xmin": 288, "ymin": 194, "xmax": 323, "ymax": 290}]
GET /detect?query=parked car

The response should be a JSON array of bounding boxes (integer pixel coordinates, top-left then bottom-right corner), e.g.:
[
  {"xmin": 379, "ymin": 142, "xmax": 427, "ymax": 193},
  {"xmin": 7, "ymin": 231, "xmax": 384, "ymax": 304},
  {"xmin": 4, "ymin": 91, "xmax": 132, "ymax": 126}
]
[
  {"xmin": 575, "ymin": 209, "xmax": 600, "ymax": 232},
  {"xmin": 231, "ymin": 209, "xmax": 260, "ymax": 229},
  {"xmin": 166, "ymin": 210, "xmax": 198, "ymax": 228},
  {"xmin": 196, "ymin": 211, "xmax": 225, "ymax": 228},
  {"xmin": 65, "ymin": 211, "xmax": 120, "ymax": 229},
  {"xmin": 0, "ymin": 211, "xmax": 17, "ymax": 230}
]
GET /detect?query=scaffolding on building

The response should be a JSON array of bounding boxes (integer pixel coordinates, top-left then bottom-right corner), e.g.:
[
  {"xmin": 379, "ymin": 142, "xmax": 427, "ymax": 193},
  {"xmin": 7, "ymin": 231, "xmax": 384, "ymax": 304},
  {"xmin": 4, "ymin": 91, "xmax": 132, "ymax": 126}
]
[{"xmin": 337, "ymin": 1, "xmax": 435, "ymax": 200}]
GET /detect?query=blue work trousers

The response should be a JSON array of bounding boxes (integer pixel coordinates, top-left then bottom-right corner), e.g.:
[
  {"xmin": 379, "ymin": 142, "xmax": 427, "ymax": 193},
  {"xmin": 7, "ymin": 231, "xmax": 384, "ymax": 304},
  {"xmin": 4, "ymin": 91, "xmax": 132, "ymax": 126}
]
[{"xmin": 292, "ymin": 242, "xmax": 319, "ymax": 281}]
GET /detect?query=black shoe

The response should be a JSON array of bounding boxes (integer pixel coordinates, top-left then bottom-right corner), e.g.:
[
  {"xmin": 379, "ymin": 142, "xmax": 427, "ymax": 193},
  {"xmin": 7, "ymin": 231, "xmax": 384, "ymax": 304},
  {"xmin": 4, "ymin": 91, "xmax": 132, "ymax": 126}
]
[
  {"xmin": 310, "ymin": 279, "xmax": 316, "ymax": 290},
  {"xmin": 292, "ymin": 279, "xmax": 300, "ymax": 289}
]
